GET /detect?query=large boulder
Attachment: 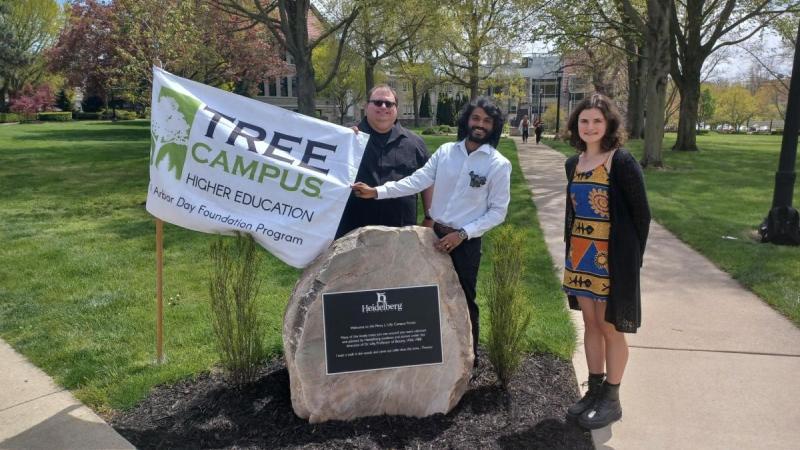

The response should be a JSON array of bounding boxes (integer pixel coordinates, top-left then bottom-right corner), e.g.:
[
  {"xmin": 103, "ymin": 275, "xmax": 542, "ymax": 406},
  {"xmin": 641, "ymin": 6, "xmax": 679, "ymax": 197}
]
[{"xmin": 283, "ymin": 226, "xmax": 473, "ymax": 423}]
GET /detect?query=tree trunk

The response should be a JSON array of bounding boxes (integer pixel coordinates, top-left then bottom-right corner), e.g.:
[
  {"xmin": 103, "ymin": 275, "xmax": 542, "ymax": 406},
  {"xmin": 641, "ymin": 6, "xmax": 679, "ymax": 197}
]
[
  {"xmin": 295, "ymin": 57, "xmax": 316, "ymax": 116},
  {"xmin": 411, "ymin": 80, "xmax": 419, "ymax": 128},
  {"xmin": 364, "ymin": 58, "xmax": 377, "ymax": 94},
  {"xmin": 468, "ymin": 62, "xmax": 480, "ymax": 100},
  {"xmin": 640, "ymin": 0, "xmax": 671, "ymax": 168},
  {"xmin": 626, "ymin": 44, "xmax": 645, "ymax": 139},
  {"xmin": 0, "ymin": 84, "xmax": 7, "ymax": 112},
  {"xmin": 672, "ymin": 64, "xmax": 702, "ymax": 151}
]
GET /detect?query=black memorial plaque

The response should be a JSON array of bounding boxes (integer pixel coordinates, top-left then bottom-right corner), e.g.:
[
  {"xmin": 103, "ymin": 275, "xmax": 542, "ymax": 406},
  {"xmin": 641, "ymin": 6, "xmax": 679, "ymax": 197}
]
[{"xmin": 322, "ymin": 285, "xmax": 442, "ymax": 374}]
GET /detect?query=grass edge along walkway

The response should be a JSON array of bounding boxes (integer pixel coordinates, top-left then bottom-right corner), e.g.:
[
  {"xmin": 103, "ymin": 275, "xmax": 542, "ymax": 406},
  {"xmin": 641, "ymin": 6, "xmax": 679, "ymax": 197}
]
[
  {"xmin": 0, "ymin": 122, "xmax": 575, "ymax": 413},
  {"xmin": 545, "ymin": 134, "xmax": 800, "ymax": 327}
]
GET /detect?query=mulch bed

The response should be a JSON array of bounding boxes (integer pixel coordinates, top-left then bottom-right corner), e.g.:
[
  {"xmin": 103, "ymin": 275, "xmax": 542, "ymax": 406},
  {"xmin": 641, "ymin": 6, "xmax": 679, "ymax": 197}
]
[{"xmin": 111, "ymin": 350, "xmax": 593, "ymax": 449}]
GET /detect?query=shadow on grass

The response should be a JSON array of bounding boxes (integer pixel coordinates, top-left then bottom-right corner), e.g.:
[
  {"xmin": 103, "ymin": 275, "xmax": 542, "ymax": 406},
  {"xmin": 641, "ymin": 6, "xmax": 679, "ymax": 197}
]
[
  {"xmin": 12, "ymin": 128, "xmax": 149, "ymax": 142},
  {"xmin": 85, "ymin": 120, "xmax": 150, "ymax": 128}
]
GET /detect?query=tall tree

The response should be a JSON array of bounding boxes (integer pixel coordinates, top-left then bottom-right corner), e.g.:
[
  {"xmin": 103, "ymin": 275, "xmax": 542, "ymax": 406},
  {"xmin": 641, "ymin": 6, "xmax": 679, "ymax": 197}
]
[
  {"xmin": 436, "ymin": 0, "xmax": 535, "ymax": 100},
  {"xmin": 0, "ymin": 0, "xmax": 60, "ymax": 111},
  {"xmin": 391, "ymin": 9, "xmax": 442, "ymax": 127},
  {"xmin": 538, "ymin": 0, "xmax": 647, "ymax": 138},
  {"xmin": 48, "ymin": 0, "xmax": 119, "ymax": 106},
  {"xmin": 715, "ymin": 84, "xmax": 758, "ymax": 131},
  {"xmin": 697, "ymin": 86, "xmax": 716, "ymax": 127},
  {"xmin": 618, "ymin": 0, "xmax": 672, "ymax": 167},
  {"xmin": 314, "ymin": 38, "xmax": 364, "ymax": 124},
  {"xmin": 345, "ymin": 0, "xmax": 429, "ymax": 93},
  {"xmin": 670, "ymin": 0, "xmax": 800, "ymax": 151},
  {"xmin": 51, "ymin": 0, "xmax": 290, "ymax": 107},
  {"xmin": 211, "ymin": 0, "xmax": 360, "ymax": 116}
]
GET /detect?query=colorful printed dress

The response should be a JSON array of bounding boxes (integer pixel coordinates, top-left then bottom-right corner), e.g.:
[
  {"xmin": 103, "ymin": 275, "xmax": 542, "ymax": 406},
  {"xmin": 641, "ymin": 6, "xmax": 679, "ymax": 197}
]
[{"xmin": 563, "ymin": 161, "xmax": 611, "ymax": 301}]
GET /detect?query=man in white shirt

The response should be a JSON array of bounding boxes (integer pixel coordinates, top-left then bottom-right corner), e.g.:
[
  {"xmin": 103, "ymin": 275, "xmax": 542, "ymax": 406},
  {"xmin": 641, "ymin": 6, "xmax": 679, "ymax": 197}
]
[{"xmin": 352, "ymin": 97, "xmax": 512, "ymax": 360}]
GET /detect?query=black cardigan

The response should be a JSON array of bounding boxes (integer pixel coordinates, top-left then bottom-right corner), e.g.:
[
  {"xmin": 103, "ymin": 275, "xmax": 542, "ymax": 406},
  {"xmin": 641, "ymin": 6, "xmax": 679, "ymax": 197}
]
[{"xmin": 564, "ymin": 149, "xmax": 651, "ymax": 333}]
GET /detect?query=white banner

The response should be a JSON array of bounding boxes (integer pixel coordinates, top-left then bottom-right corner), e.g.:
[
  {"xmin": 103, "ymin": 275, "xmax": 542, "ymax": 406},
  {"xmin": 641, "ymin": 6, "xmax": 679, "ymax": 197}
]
[{"xmin": 146, "ymin": 67, "xmax": 368, "ymax": 268}]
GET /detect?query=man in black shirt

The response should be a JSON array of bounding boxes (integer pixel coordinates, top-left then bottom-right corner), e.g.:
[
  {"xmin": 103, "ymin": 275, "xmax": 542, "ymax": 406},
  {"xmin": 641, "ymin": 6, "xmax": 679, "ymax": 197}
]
[{"xmin": 335, "ymin": 85, "xmax": 433, "ymax": 238}]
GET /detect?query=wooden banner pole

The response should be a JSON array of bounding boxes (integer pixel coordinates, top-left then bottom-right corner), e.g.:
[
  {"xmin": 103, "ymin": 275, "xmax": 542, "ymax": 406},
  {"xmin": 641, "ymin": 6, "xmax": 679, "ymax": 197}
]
[{"xmin": 155, "ymin": 218, "xmax": 164, "ymax": 363}]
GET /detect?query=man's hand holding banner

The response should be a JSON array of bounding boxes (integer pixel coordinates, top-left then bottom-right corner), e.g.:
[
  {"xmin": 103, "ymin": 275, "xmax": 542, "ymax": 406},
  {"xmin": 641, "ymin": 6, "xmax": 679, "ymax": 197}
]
[{"xmin": 146, "ymin": 67, "xmax": 368, "ymax": 268}]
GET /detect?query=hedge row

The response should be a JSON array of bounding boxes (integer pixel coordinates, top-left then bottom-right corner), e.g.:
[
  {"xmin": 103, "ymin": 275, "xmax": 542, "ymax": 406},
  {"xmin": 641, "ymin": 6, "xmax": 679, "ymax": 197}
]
[
  {"xmin": 0, "ymin": 113, "xmax": 20, "ymax": 123},
  {"xmin": 39, "ymin": 112, "xmax": 73, "ymax": 121},
  {"xmin": 0, "ymin": 110, "xmax": 144, "ymax": 123},
  {"xmin": 1, "ymin": 112, "xmax": 73, "ymax": 122}
]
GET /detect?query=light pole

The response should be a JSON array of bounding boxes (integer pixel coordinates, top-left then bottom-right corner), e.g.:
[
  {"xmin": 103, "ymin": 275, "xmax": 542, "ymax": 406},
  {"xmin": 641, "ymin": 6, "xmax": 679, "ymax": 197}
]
[
  {"xmin": 555, "ymin": 69, "xmax": 564, "ymax": 134},
  {"xmin": 760, "ymin": 21, "xmax": 800, "ymax": 245},
  {"xmin": 538, "ymin": 87, "xmax": 543, "ymax": 120}
]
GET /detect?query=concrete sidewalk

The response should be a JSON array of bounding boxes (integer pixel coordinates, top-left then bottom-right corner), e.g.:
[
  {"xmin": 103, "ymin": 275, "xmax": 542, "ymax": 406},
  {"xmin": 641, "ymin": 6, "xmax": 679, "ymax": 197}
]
[
  {"xmin": 0, "ymin": 339, "xmax": 133, "ymax": 450},
  {"xmin": 515, "ymin": 137, "xmax": 800, "ymax": 450}
]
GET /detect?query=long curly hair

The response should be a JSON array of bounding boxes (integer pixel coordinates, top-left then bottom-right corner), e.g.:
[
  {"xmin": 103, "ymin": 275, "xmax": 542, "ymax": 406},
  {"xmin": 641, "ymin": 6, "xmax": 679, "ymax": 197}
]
[
  {"xmin": 566, "ymin": 93, "xmax": 626, "ymax": 153},
  {"xmin": 457, "ymin": 97, "xmax": 505, "ymax": 148}
]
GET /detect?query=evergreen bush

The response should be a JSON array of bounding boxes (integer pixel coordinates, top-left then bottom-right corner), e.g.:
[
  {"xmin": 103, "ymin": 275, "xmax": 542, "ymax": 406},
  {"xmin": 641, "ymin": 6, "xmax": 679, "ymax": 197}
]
[
  {"xmin": 485, "ymin": 225, "xmax": 532, "ymax": 387},
  {"xmin": 38, "ymin": 112, "xmax": 72, "ymax": 121},
  {"xmin": 0, "ymin": 113, "xmax": 20, "ymax": 123},
  {"xmin": 73, "ymin": 112, "xmax": 102, "ymax": 120},
  {"xmin": 208, "ymin": 234, "xmax": 266, "ymax": 385}
]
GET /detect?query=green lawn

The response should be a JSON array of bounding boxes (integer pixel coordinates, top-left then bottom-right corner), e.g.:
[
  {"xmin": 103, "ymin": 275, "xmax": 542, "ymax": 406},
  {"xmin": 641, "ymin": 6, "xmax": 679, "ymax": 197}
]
[
  {"xmin": 545, "ymin": 132, "xmax": 800, "ymax": 326},
  {"xmin": 0, "ymin": 121, "xmax": 573, "ymax": 413}
]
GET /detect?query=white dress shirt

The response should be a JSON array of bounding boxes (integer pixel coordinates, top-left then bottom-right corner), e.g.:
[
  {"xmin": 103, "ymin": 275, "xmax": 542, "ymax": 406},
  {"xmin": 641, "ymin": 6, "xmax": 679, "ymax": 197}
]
[{"xmin": 375, "ymin": 140, "xmax": 511, "ymax": 239}]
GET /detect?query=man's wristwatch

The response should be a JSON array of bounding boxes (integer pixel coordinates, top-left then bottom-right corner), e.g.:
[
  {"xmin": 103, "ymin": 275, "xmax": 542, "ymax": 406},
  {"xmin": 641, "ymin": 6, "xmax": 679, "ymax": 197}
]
[{"xmin": 457, "ymin": 228, "xmax": 468, "ymax": 240}]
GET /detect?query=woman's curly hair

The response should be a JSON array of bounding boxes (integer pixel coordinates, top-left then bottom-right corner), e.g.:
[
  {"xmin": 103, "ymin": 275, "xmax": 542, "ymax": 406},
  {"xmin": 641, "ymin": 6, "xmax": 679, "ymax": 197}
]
[{"xmin": 566, "ymin": 93, "xmax": 626, "ymax": 153}]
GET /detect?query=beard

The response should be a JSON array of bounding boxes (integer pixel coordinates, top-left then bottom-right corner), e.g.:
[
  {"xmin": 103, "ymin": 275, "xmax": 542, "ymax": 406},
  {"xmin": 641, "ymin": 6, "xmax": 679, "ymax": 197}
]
[{"xmin": 467, "ymin": 126, "xmax": 492, "ymax": 144}]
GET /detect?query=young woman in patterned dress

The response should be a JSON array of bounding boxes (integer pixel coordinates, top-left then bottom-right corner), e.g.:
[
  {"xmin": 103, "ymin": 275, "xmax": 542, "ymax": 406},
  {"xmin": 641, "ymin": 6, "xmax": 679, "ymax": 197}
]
[{"xmin": 562, "ymin": 94, "xmax": 651, "ymax": 429}]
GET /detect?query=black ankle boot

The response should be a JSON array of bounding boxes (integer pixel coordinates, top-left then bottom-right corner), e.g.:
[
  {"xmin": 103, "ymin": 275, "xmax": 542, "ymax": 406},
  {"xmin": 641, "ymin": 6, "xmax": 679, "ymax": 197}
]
[
  {"xmin": 578, "ymin": 381, "xmax": 622, "ymax": 429},
  {"xmin": 566, "ymin": 373, "xmax": 604, "ymax": 422}
]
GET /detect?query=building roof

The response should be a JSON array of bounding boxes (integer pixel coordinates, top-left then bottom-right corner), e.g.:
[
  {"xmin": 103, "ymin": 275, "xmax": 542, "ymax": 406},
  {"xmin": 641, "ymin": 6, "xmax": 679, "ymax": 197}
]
[{"xmin": 516, "ymin": 54, "xmax": 562, "ymax": 79}]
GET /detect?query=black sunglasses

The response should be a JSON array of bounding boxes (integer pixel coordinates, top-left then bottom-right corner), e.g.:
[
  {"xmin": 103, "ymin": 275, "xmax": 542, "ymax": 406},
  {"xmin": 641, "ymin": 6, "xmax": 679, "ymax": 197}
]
[{"xmin": 368, "ymin": 99, "xmax": 396, "ymax": 108}]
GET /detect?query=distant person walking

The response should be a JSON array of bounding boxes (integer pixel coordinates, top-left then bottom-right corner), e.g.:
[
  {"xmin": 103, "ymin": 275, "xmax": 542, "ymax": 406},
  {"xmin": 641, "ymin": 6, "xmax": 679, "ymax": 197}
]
[
  {"xmin": 519, "ymin": 115, "xmax": 530, "ymax": 143},
  {"xmin": 562, "ymin": 94, "xmax": 650, "ymax": 430},
  {"xmin": 534, "ymin": 119, "xmax": 544, "ymax": 144}
]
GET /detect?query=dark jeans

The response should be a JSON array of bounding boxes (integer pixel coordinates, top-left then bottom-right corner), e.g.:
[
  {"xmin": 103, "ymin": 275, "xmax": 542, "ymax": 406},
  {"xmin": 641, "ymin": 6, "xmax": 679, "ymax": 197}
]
[
  {"xmin": 522, "ymin": 129, "xmax": 529, "ymax": 142},
  {"xmin": 435, "ymin": 227, "xmax": 482, "ymax": 358}
]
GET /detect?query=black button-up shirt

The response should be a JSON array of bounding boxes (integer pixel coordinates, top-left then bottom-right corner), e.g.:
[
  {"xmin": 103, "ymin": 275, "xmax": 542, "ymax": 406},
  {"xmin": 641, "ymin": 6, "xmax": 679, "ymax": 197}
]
[{"xmin": 335, "ymin": 119, "xmax": 430, "ymax": 238}]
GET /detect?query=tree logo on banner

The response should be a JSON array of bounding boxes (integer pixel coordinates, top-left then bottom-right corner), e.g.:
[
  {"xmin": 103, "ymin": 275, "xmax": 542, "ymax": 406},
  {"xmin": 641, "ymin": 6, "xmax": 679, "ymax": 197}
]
[{"xmin": 150, "ymin": 87, "xmax": 202, "ymax": 179}]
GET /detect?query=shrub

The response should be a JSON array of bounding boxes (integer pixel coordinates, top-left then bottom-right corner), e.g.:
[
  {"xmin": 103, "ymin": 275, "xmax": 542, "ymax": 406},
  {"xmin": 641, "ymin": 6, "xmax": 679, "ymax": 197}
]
[
  {"xmin": 696, "ymin": 129, "xmax": 709, "ymax": 135},
  {"xmin": 55, "ymin": 88, "xmax": 75, "ymax": 112},
  {"xmin": 772, "ymin": 129, "xmax": 784, "ymax": 135},
  {"xmin": 38, "ymin": 112, "xmax": 72, "ymax": 121},
  {"xmin": 112, "ymin": 110, "xmax": 138, "ymax": 120},
  {"xmin": 485, "ymin": 225, "xmax": 533, "ymax": 387},
  {"xmin": 208, "ymin": 234, "xmax": 266, "ymax": 385},
  {"xmin": 73, "ymin": 112, "xmax": 102, "ymax": 120},
  {"xmin": 421, "ymin": 127, "xmax": 437, "ymax": 135},
  {"xmin": 82, "ymin": 95, "xmax": 105, "ymax": 112},
  {"xmin": 0, "ymin": 113, "xmax": 20, "ymax": 123},
  {"xmin": 9, "ymin": 84, "xmax": 55, "ymax": 114},
  {"xmin": 437, "ymin": 124, "xmax": 453, "ymax": 134}
]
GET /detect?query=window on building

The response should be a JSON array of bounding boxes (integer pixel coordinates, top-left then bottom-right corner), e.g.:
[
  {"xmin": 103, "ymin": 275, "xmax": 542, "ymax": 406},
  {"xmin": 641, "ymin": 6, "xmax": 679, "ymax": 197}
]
[
  {"xmin": 268, "ymin": 78, "xmax": 277, "ymax": 97},
  {"xmin": 257, "ymin": 81, "xmax": 265, "ymax": 97},
  {"xmin": 280, "ymin": 77, "xmax": 288, "ymax": 97}
]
